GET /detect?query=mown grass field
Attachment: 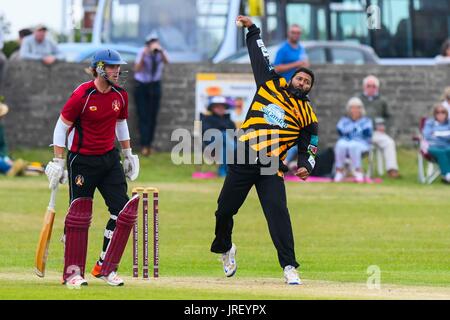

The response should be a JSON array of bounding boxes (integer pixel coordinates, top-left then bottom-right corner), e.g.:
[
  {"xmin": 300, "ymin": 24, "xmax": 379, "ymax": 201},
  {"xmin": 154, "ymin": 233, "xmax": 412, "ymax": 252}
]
[{"xmin": 0, "ymin": 148, "xmax": 449, "ymax": 299}]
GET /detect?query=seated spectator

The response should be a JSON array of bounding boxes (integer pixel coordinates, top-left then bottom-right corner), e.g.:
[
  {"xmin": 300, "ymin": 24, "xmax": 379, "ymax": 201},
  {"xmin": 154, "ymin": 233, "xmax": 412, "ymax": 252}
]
[
  {"xmin": 201, "ymin": 96, "xmax": 236, "ymax": 177},
  {"xmin": 334, "ymin": 97, "xmax": 373, "ymax": 183},
  {"xmin": 9, "ymin": 28, "xmax": 33, "ymax": 61},
  {"xmin": 19, "ymin": 24, "xmax": 62, "ymax": 65},
  {"xmin": 359, "ymin": 75, "xmax": 400, "ymax": 178},
  {"xmin": 0, "ymin": 101, "xmax": 27, "ymax": 176},
  {"xmin": 440, "ymin": 86, "xmax": 450, "ymax": 114},
  {"xmin": 422, "ymin": 104, "xmax": 450, "ymax": 183},
  {"xmin": 435, "ymin": 39, "xmax": 450, "ymax": 65}
]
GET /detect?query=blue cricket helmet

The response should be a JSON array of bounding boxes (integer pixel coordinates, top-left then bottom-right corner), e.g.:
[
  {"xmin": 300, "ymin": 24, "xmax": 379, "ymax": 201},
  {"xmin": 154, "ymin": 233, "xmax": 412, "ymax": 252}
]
[{"xmin": 90, "ymin": 49, "xmax": 127, "ymax": 68}]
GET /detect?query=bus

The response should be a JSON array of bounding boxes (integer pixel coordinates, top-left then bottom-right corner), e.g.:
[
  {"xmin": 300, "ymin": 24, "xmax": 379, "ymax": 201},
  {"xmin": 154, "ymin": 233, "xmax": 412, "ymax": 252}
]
[
  {"xmin": 92, "ymin": 0, "xmax": 240, "ymax": 62},
  {"xmin": 91, "ymin": 0, "xmax": 450, "ymax": 62}
]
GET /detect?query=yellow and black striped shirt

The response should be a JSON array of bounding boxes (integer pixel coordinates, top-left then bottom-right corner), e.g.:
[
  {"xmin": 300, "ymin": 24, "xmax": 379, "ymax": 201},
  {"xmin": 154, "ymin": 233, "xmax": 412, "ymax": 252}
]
[
  {"xmin": 239, "ymin": 77, "xmax": 318, "ymax": 160},
  {"xmin": 238, "ymin": 24, "xmax": 319, "ymax": 172}
]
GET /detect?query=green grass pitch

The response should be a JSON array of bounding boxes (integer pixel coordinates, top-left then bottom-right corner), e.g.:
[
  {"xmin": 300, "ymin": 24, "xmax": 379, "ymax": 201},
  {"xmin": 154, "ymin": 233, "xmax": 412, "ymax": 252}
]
[{"xmin": 0, "ymin": 148, "xmax": 449, "ymax": 299}]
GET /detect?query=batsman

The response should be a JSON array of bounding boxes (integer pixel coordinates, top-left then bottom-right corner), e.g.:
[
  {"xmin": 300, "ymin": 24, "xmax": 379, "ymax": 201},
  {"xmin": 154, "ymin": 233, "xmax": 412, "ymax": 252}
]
[
  {"xmin": 45, "ymin": 49, "xmax": 140, "ymax": 288},
  {"xmin": 210, "ymin": 16, "xmax": 319, "ymax": 285}
]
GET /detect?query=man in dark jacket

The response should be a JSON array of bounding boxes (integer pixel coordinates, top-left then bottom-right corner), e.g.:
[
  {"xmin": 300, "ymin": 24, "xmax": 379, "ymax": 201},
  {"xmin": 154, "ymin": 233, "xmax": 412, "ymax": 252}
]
[{"xmin": 359, "ymin": 75, "xmax": 400, "ymax": 178}]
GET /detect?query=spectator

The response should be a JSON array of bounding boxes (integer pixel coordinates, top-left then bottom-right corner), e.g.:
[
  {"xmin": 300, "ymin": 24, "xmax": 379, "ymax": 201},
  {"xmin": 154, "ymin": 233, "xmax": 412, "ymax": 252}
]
[
  {"xmin": 334, "ymin": 97, "xmax": 373, "ymax": 183},
  {"xmin": 274, "ymin": 24, "xmax": 310, "ymax": 81},
  {"xmin": 359, "ymin": 75, "xmax": 400, "ymax": 178},
  {"xmin": 9, "ymin": 28, "xmax": 33, "ymax": 61},
  {"xmin": 435, "ymin": 39, "xmax": 450, "ymax": 65},
  {"xmin": 19, "ymin": 24, "xmax": 62, "ymax": 65},
  {"xmin": 0, "ymin": 101, "xmax": 27, "ymax": 176},
  {"xmin": 134, "ymin": 33, "xmax": 169, "ymax": 156},
  {"xmin": 440, "ymin": 86, "xmax": 450, "ymax": 114},
  {"xmin": 422, "ymin": 104, "xmax": 450, "ymax": 183},
  {"xmin": 201, "ymin": 96, "xmax": 236, "ymax": 177}
]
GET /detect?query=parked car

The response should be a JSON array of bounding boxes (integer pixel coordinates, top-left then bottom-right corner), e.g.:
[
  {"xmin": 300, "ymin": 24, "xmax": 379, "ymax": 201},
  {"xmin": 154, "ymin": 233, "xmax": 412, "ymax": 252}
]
[
  {"xmin": 58, "ymin": 43, "xmax": 139, "ymax": 63},
  {"xmin": 220, "ymin": 41, "xmax": 380, "ymax": 65}
]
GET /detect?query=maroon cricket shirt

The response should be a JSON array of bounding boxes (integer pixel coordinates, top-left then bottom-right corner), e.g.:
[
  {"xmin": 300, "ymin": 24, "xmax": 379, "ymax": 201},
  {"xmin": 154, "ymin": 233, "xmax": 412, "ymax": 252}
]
[{"xmin": 61, "ymin": 80, "xmax": 128, "ymax": 155}]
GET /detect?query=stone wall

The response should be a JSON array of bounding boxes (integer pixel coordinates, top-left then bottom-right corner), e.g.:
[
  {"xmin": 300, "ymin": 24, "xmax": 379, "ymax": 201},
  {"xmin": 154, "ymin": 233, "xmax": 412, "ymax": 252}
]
[{"xmin": 1, "ymin": 61, "xmax": 449, "ymax": 151}]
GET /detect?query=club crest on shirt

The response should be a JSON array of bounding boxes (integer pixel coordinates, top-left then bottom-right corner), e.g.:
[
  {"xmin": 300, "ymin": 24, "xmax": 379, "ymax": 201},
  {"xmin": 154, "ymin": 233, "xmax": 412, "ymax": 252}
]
[
  {"xmin": 89, "ymin": 106, "xmax": 97, "ymax": 111},
  {"xmin": 75, "ymin": 175, "xmax": 84, "ymax": 187},
  {"xmin": 262, "ymin": 104, "xmax": 288, "ymax": 128},
  {"xmin": 112, "ymin": 99, "xmax": 121, "ymax": 112}
]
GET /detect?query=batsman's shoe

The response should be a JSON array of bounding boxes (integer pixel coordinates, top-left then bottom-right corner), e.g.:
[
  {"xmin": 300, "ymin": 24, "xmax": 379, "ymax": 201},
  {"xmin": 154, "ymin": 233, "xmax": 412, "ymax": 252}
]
[
  {"xmin": 222, "ymin": 243, "xmax": 237, "ymax": 277},
  {"xmin": 94, "ymin": 269, "xmax": 124, "ymax": 286},
  {"xmin": 284, "ymin": 265, "xmax": 302, "ymax": 285},
  {"xmin": 64, "ymin": 275, "xmax": 88, "ymax": 289}
]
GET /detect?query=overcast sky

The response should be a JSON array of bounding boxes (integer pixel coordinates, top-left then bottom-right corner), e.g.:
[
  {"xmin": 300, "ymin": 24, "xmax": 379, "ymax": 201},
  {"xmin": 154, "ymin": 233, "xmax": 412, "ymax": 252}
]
[{"xmin": 0, "ymin": 0, "xmax": 83, "ymax": 40}]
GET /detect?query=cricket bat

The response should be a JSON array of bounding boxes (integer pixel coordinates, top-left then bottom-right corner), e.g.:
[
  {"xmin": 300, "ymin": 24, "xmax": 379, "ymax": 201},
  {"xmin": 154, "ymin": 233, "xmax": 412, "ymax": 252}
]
[{"xmin": 35, "ymin": 186, "xmax": 58, "ymax": 277}]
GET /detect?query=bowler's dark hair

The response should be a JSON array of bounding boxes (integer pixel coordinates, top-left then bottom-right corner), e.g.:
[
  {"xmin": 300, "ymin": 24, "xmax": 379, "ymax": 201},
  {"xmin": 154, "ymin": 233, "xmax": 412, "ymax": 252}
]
[{"xmin": 291, "ymin": 67, "xmax": 315, "ymax": 88}]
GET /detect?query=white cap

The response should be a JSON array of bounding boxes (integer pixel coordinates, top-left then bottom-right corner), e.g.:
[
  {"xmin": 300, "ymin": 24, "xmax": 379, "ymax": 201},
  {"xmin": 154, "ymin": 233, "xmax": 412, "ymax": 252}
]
[
  {"xmin": 210, "ymin": 96, "xmax": 227, "ymax": 105},
  {"xmin": 145, "ymin": 31, "xmax": 159, "ymax": 43},
  {"xmin": 208, "ymin": 96, "xmax": 230, "ymax": 111}
]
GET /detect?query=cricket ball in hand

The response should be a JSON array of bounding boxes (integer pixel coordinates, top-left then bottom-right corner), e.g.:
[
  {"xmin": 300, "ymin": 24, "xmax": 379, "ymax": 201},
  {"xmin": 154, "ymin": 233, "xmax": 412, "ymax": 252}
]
[{"xmin": 236, "ymin": 20, "xmax": 244, "ymax": 28}]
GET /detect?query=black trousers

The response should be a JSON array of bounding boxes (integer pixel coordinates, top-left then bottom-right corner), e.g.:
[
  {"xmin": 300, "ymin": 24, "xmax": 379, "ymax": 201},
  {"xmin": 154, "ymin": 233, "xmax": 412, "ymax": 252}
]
[
  {"xmin": 67, "ymin": 148, "xmax": 129, "ymax": 263},
  {"xmin": 210, "ymin": 164, "xmax": 299, "ymax": 269},
  {"xmin": 134, "ymin": 80, "xmax": 162, "ymax": 147}
]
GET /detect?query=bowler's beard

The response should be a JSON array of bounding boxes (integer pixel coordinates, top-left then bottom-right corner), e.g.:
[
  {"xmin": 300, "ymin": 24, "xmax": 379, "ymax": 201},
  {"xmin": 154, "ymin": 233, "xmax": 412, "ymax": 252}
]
[{"xmin": 288, "ymin": 82, "xmax": 310, "ymax": 100}]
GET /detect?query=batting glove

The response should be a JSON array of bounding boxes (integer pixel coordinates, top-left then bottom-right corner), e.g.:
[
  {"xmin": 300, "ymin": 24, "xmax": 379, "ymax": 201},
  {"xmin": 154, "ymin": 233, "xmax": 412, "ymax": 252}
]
[
  {"xmin": 45, "ymin": 158, "xmax": 67, "ymax": 189},
  {"xmin": 122, "ymin": 148, "xmax": 139, "ymax": 181}
]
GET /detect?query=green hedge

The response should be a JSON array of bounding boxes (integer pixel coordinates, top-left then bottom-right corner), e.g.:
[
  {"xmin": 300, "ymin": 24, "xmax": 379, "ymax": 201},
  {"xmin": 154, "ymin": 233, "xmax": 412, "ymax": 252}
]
[{"xmin": 2, "ymin": 41, "xmax": 19, "ymax": 58}]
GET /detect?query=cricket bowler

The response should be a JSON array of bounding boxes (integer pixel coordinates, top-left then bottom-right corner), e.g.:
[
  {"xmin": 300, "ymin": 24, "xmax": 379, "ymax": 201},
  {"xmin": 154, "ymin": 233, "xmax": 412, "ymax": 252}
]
[
  {"xmin": 45, "ymin": 49, "xmax": 140, "ymax": 288},
  {"xmin": 210, "ymin": 16, "xmax": 319, "ymax": 285}
]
